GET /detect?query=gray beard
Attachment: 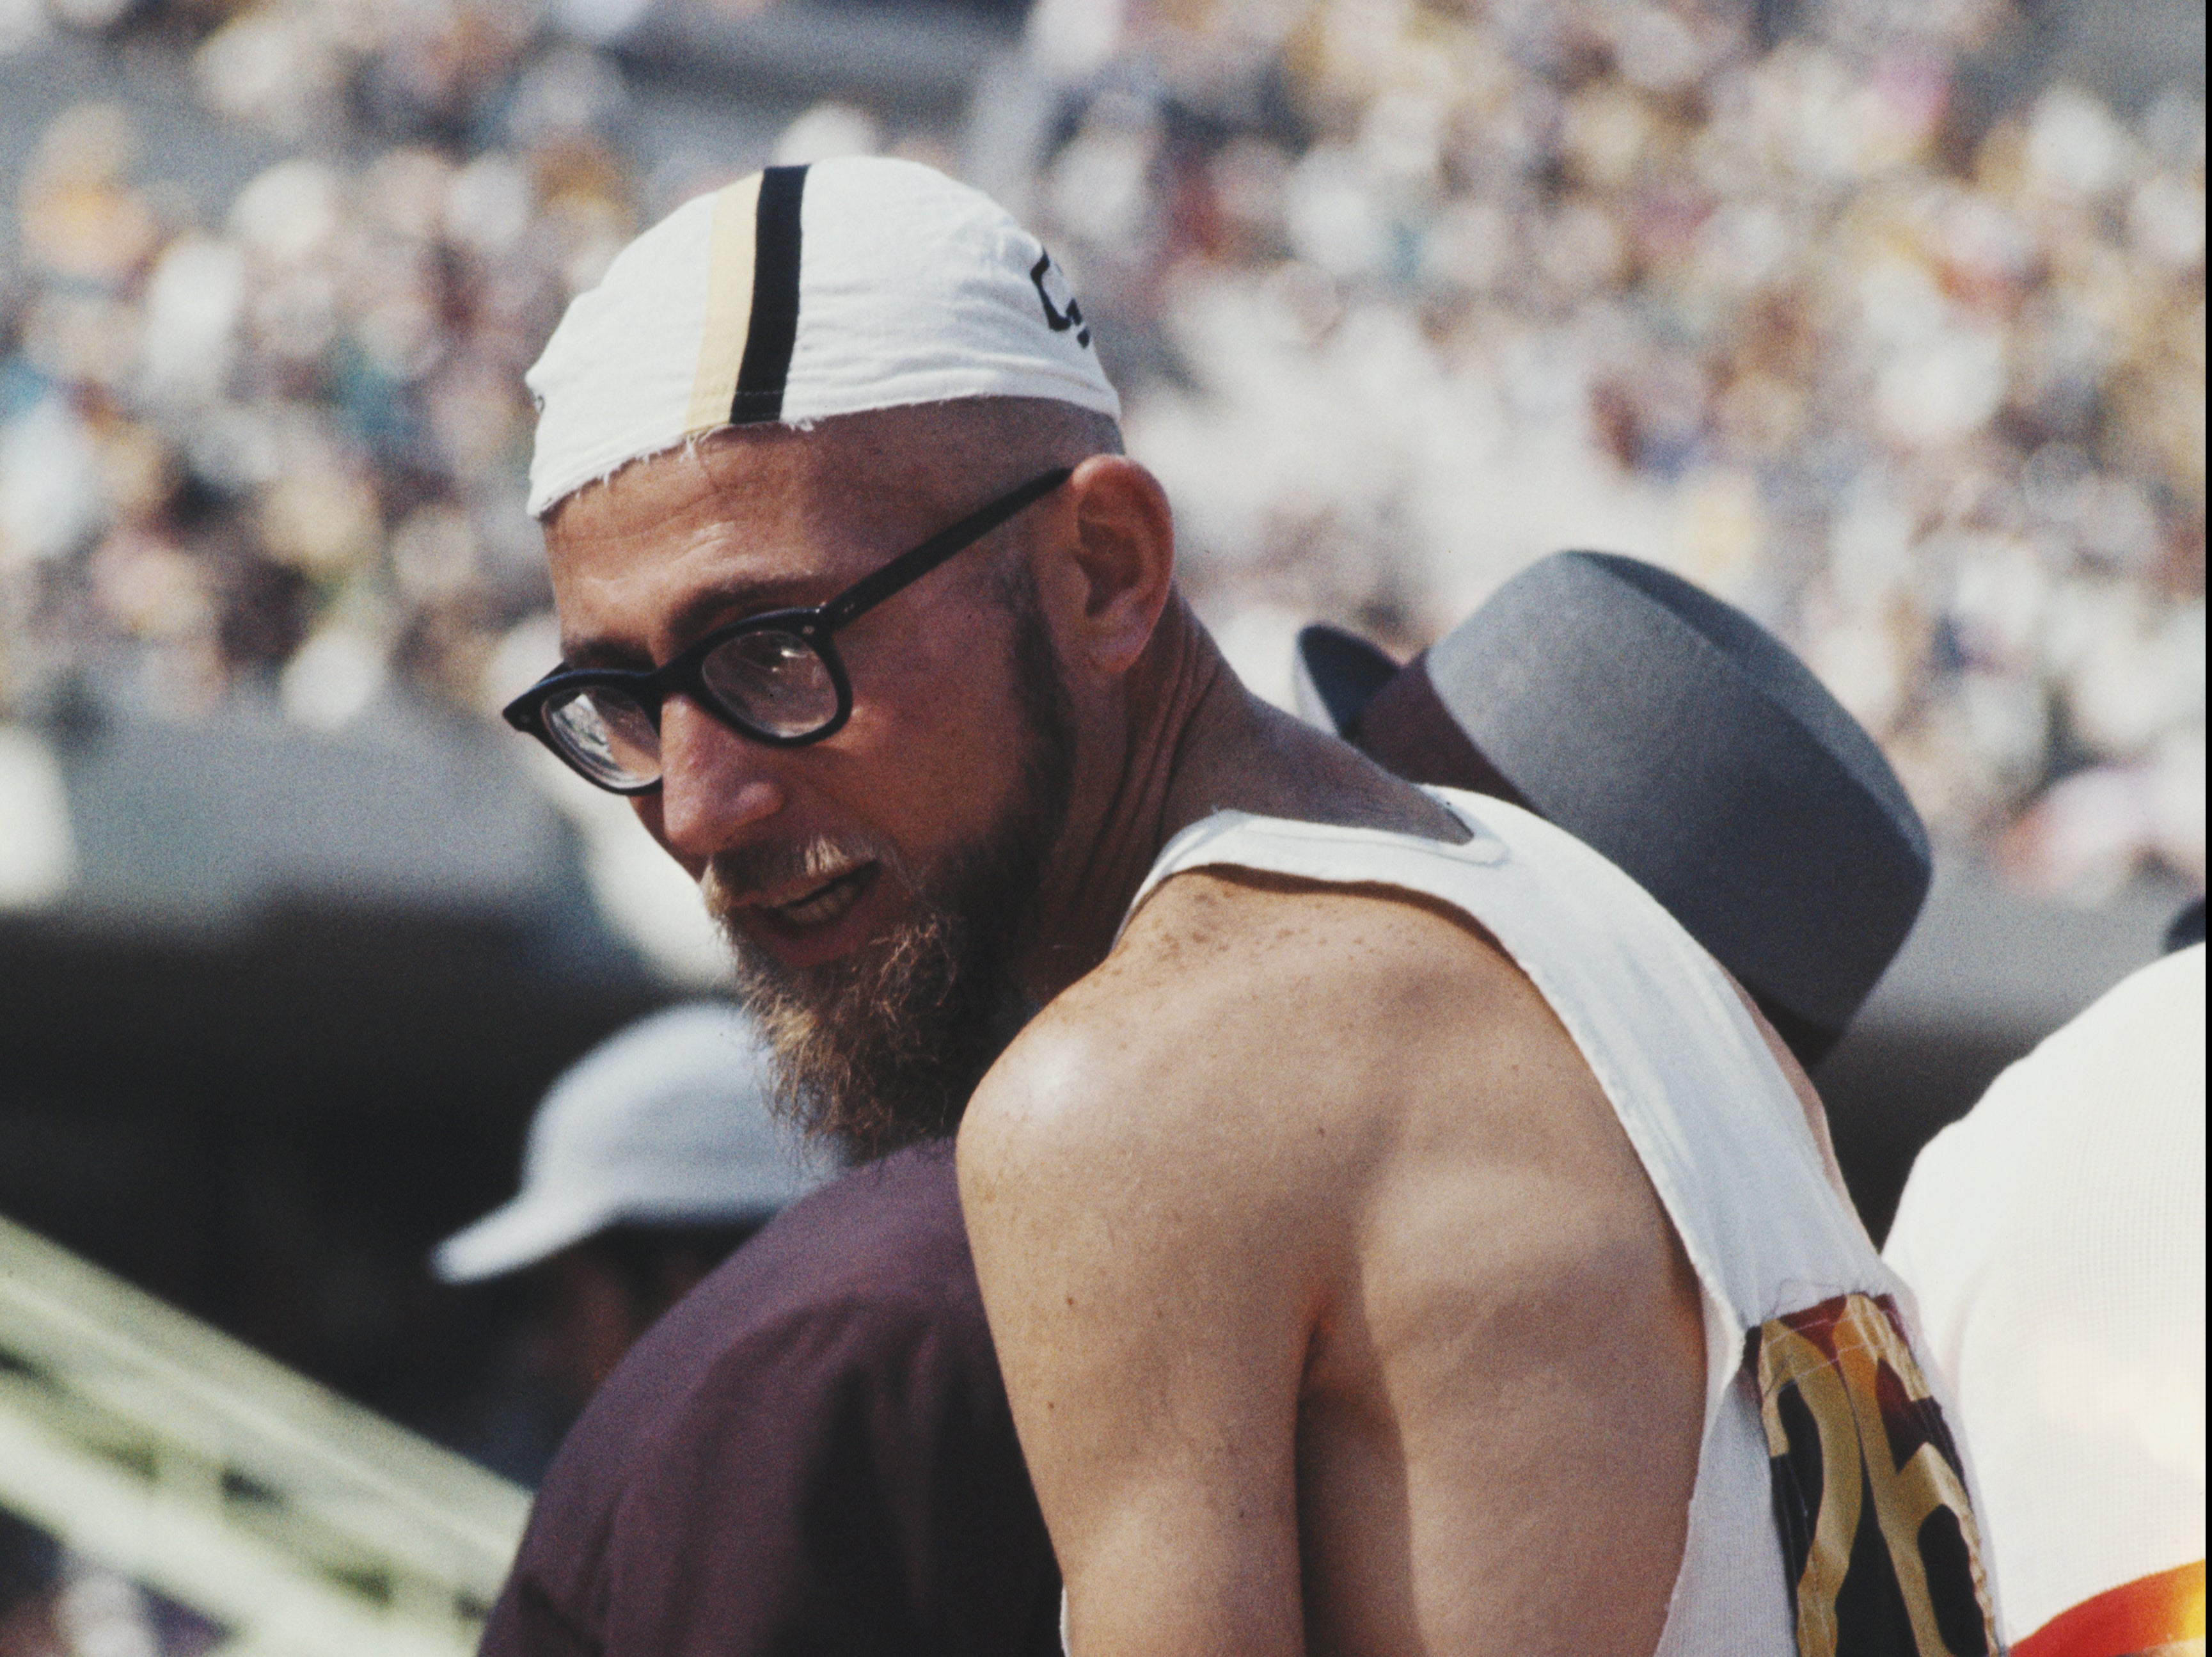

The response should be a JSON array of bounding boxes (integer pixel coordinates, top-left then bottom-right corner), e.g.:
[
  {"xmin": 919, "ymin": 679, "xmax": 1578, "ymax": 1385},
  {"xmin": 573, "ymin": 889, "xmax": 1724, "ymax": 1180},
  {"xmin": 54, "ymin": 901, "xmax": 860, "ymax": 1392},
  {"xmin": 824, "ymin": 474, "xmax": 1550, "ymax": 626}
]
[{"xmin": 708, "ymin": 594, "xmax": 1076, "ymax": 1162}]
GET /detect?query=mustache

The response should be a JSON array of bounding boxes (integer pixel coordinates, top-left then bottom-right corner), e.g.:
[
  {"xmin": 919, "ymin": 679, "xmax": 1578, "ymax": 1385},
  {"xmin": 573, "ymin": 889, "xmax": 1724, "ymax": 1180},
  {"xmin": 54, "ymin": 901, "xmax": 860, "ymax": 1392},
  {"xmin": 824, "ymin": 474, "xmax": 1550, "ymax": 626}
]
[{"xmin": 700, "ymin": 834, "xmax": 908, "ymax": 914}]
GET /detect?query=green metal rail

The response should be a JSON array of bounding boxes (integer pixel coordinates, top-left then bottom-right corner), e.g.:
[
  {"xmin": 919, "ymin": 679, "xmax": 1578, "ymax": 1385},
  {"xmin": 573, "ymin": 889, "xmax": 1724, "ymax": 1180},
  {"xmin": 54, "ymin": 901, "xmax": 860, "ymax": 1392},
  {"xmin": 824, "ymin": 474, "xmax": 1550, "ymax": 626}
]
[{"xmin": 0, "ymin": 1212, "xmax": 530, "ymax": 1654}]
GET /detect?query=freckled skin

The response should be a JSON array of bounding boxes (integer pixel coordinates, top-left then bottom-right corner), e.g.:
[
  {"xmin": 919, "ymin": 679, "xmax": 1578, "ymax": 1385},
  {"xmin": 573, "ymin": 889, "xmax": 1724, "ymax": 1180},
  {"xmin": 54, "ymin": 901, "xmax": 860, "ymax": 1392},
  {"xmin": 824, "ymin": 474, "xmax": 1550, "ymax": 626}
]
[{"xmin": 543, "ymin": 400, "xmax": 1824, "ymax": 1656}]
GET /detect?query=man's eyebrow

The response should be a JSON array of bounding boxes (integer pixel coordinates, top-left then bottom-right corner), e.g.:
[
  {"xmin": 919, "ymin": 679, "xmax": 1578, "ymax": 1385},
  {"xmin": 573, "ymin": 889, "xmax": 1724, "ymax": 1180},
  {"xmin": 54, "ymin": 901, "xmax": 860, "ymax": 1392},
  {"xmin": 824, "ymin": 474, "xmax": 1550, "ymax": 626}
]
[{"xmin": 558, "ymin": 575, "xmax": 835, "ymax": 669}]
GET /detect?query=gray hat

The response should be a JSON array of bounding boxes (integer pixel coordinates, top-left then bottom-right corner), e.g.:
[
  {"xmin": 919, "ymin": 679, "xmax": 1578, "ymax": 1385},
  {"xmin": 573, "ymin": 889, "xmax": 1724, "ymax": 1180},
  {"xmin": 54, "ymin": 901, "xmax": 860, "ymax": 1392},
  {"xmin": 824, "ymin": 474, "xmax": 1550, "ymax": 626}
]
[
  {"xmin": 1294, "ymin": 552, "xmax": 1931, "ymax": 1063},
  {"xmin": 433, "ymin": 1003, "xmax": 823, "ymax": 1283}
]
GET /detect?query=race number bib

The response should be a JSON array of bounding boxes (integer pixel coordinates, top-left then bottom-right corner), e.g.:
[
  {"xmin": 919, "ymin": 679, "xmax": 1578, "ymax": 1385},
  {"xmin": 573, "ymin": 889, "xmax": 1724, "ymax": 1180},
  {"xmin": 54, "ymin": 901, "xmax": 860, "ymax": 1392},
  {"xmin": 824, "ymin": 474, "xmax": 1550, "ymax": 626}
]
[{"xmin": 1750, "ymin": 1292, "xmax": 2000, "ymax": 1657}]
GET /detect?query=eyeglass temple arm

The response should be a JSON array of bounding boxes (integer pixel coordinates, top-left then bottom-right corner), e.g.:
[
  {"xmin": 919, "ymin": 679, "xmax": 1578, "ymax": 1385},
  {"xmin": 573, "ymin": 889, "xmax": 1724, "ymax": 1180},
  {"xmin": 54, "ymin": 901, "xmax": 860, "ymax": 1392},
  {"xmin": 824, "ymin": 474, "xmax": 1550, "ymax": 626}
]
[{"xmin": 816, "ymin": 468, "xmax": 1073, "ymax": 632}]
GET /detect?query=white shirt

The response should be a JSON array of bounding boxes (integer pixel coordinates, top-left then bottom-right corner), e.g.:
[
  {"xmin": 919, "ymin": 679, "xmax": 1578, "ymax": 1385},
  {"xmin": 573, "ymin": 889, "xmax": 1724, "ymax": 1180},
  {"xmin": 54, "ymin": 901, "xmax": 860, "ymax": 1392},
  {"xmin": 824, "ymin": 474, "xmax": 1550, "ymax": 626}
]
[{"xmin": 1886, "ymin": 944, "xmax": 2206, "ymax": 1645}]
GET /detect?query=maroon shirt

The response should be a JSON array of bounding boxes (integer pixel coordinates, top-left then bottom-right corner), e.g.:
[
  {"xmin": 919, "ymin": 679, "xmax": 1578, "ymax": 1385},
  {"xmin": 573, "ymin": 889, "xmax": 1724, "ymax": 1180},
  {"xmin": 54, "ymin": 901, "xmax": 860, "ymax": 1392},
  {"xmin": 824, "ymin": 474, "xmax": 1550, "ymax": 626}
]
[{"xmin": 481, "ymin": 1140, "xmax": 1062, "ymax": 1656}]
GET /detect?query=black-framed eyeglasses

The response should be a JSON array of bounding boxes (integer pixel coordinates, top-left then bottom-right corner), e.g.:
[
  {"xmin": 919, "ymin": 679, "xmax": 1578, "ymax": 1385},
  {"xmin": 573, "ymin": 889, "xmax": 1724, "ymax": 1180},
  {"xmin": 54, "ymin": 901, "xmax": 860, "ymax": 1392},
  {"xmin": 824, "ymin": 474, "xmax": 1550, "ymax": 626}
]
[{"xmin": 503, "ymin": 467, "xmax": 1072, "ymax": 795}]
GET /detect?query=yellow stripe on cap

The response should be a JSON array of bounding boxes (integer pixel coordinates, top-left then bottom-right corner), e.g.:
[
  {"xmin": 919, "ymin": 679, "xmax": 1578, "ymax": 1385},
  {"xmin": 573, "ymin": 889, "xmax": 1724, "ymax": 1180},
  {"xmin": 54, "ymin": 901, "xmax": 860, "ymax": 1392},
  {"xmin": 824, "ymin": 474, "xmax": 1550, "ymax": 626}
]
[{"xmin": 683, "ymin": 174, "xmax": 764, "ymax": 435}]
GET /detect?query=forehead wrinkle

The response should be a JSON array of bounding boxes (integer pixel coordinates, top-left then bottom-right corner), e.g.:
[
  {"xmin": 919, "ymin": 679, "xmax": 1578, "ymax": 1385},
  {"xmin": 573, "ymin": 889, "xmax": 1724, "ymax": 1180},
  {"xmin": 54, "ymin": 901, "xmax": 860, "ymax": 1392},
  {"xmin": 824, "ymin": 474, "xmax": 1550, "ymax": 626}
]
[
  {"xmin": 545, "ymin": 399, "xmax": 1116, "ymax": 664},
  {"xmin": 548, "ymin": 441, "xmax": 857, "ymax": 667},
  {"xmin": 557, "ymin": 571, "xmax": 831, "ymax": 668},
  {"xmin": 691, "ymin": 400, "xmax": 1121, "ymax": 538}
]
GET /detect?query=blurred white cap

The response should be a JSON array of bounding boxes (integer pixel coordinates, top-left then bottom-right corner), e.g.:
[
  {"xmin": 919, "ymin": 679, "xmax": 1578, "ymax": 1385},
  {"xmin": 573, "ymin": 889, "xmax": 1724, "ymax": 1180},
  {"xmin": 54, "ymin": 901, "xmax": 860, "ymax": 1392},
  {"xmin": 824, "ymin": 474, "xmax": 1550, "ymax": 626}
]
[{"xmin": 432, "ymin": 1003, "xmax": 819, "ymax": 1283}]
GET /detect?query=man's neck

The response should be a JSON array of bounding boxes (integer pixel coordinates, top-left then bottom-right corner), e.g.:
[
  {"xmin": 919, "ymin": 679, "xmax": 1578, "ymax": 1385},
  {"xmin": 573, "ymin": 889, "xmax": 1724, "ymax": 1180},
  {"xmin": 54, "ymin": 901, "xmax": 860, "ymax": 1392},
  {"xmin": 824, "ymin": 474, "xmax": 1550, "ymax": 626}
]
[{"xmin": 1018, "ymin": 598, "xmax": 1462, "ymax": 1003}]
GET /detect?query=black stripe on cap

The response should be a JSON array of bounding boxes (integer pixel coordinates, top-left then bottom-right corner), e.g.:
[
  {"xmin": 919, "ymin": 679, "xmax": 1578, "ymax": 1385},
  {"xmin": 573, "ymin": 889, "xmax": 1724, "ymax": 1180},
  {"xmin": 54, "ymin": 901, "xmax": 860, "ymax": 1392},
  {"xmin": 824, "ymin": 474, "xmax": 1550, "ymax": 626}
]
[{"xmin": 731, "ymin": 164, "xmax": 807, "ymax": 425}]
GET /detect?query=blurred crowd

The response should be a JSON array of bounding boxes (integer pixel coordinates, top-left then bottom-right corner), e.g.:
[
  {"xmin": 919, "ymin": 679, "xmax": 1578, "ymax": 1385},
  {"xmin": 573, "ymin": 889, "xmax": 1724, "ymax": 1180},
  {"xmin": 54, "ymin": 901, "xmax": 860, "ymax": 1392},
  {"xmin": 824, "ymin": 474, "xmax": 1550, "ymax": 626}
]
[
  {"xmin": 1029, "ymin": 0, "xmax": 2204, "ymax": 898},
  {"xmin": 0, "ymin": 0, "xmax": 2202, "ymax": 897},
  {"xmin": 0, "ymin": 0, "xmax": 638, "ymax": 745}
]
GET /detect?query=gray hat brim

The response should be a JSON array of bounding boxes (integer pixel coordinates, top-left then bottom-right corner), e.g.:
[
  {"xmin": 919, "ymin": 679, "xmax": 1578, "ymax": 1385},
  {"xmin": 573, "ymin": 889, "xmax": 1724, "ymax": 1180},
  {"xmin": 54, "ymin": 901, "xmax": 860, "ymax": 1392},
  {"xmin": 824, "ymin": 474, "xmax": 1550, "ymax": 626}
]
[
  {"xmin": 1426, "ymin": 552, "xmax": 1928, "ymax": 1047},
  {"xmin": 1292, "ymin": 624, "xmax": 1400, "ymax": 736},
  {"xmin": 1300, "ymin": 553, "xmax": 1932, "ymax": 1063}
]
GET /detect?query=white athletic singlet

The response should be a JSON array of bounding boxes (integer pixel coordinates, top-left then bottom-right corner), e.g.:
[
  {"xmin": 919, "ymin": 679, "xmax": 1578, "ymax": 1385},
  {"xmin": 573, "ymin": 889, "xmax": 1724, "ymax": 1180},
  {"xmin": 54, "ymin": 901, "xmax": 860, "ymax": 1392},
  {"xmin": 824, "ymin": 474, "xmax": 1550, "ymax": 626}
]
[{"xmin": 1120, "ymin": 791, "xmax": 2005, "ymax": 1657}]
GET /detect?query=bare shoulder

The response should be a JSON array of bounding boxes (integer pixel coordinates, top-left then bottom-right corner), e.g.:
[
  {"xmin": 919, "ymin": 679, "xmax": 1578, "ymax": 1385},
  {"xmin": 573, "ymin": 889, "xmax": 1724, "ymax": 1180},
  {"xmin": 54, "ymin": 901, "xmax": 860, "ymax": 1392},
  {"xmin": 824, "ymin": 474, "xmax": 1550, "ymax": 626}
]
[{"xmin": 959, "ymin": 866, "xmax": 1574, "ymax": 1220}]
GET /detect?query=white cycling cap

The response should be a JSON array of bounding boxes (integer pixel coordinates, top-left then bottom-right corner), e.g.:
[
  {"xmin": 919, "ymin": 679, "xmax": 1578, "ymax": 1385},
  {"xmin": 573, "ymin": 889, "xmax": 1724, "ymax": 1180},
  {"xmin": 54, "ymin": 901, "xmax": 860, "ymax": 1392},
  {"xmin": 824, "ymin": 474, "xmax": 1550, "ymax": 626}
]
[
  {"xmin": 432, "ymin": 1003, "xmax": 823, "ymax": 1283},
  {"xmin": 525, "ymin": 155, "xmax": 1121, "ymax": 518}
]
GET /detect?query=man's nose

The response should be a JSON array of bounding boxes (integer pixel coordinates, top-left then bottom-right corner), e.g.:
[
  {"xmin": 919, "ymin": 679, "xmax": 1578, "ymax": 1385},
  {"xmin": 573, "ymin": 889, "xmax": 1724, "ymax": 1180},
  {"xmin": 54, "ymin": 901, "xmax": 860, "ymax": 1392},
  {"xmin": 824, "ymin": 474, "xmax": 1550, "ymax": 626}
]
[{"xmin": 651, "ymin": 694, "xmax": 786, "ymax": 859}]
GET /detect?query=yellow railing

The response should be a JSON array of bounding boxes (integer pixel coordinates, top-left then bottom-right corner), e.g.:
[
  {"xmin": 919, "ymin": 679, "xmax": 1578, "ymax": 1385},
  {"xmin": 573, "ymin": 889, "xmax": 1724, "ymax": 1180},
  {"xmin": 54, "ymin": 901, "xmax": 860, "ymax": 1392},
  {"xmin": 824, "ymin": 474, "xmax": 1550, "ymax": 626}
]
[{"xmin": 0, "ymin": 1212, "xmax": 530, "ymax": 1654}]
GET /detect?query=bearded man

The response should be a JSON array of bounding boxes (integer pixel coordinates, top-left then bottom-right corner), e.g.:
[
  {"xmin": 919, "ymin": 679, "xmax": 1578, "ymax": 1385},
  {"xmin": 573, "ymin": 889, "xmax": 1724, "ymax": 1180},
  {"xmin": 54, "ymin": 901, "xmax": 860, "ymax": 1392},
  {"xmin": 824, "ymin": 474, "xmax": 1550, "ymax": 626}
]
[{"xmin": 489, "ymin": 157, "xmax": 2000, "ymax": 1655}]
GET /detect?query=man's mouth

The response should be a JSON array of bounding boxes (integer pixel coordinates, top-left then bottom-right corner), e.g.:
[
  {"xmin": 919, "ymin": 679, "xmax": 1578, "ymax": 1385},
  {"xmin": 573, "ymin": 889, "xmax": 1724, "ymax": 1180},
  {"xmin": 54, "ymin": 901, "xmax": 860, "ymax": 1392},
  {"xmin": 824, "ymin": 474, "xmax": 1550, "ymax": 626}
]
[{"xmin": 748, "ymin": 862, "xmax": 879, "ymax": 935}]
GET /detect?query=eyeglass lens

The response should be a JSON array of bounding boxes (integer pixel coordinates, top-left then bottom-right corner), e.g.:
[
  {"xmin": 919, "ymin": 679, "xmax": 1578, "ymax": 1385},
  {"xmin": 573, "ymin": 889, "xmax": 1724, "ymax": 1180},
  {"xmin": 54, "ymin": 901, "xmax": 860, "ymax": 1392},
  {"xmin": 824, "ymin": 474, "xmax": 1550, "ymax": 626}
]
[
  {"xmin": 539, "ymin": 628, "xmax": 846, "ymax": 788},
  {"xmin": 698, "ymin": 628, "xmax": 841, "ymax": 738},
  {"xmin": 544, "ymin": 686, "xmax": 661, "ymax": 789}
]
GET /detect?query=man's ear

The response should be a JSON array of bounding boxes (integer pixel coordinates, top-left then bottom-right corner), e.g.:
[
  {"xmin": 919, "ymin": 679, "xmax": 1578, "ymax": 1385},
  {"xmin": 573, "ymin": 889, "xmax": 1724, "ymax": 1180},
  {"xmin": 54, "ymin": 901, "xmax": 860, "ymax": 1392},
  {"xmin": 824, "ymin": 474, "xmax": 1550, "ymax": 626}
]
[{"xmin": 1049, "ymin": 454, "xmax": 1174, "ymax": 680}]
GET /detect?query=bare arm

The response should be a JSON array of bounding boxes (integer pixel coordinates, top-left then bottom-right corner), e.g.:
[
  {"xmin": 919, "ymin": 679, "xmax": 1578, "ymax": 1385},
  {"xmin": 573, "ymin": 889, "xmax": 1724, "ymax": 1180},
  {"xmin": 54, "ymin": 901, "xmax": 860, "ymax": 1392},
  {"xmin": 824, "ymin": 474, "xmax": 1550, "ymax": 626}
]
[{"xmin": 958, "ymin": 977, "xmax": 1321, "ymax": 1657}]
